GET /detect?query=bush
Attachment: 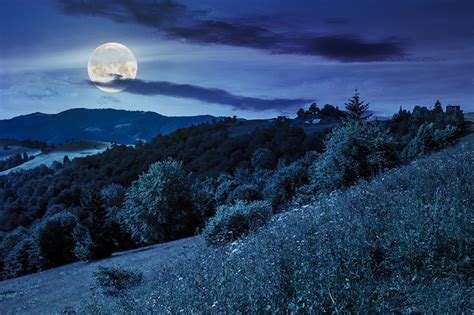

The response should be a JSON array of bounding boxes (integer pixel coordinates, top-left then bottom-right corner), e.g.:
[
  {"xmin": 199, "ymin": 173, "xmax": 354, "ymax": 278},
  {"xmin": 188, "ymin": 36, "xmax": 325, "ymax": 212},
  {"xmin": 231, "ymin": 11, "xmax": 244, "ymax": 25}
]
[
  {"xmin": 402, "ymin": 122, "xmax": 459, "ymax": 160},
  {"xmin": 93, "ymin": 266, "xmax": 143, "ymax": 297},
  {"xmin": 122, "ymin": 158, "xmax": 196, "ymax": 244},
  {"xmin": 203, "ymin": 200, "xmax": 272, "ymax": 244},
  {"xmin": 309, "ymin": 122, "xmax": 397, "ymax": 192},
  {"xmin": 264, "ymin": 152, "xmax": 318, "ymax": 208}
]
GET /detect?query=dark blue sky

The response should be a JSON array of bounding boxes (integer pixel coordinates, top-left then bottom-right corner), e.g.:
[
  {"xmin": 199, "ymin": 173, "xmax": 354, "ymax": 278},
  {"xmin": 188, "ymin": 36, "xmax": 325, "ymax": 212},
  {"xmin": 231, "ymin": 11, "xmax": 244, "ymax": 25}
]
[{"xmin": 0, "ymin": 0, "xmax": 473, "ymax": 119}]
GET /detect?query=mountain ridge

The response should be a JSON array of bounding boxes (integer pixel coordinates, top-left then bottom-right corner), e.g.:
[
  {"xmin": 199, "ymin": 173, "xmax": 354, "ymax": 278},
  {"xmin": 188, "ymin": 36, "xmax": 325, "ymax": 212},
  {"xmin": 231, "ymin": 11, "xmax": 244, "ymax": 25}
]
[{"xmin": 0, "ymin": 108, "xmax": 219, "ymax": 144}]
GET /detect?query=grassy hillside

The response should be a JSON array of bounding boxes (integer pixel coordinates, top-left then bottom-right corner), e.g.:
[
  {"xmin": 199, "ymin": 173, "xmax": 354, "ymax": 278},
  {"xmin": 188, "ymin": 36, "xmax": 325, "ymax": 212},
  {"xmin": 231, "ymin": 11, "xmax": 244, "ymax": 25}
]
[
  {"xmin": 1, "ymin": 140, "xmax": 471, "ymax": 314},
  {"xmin": 0, "ymin": 141, "xmax": 110, "ymax": 175},
  {"xmin": 96, "ymin": 141, "xmax": 471, "ymax": 313},
  {"xmin": 0, "ymin": 237, "xmax": 203, "ymax": 314},
  {"xmin": 0, "ymin": 146, "xmax": 41, "ymax": 161}
]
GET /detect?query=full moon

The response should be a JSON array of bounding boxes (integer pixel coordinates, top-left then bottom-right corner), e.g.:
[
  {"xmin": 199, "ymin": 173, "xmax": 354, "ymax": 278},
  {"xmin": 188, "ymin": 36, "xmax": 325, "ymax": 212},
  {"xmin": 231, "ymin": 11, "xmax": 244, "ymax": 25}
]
[{"xmin": 88, "ymin": 42, "xmax": 138, "ymax": 93}]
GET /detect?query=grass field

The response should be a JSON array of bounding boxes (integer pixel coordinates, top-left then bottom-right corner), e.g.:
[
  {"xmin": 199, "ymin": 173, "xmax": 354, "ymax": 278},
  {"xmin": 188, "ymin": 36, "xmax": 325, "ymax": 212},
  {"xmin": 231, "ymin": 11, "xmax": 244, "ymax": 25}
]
[
  {"xmin": 0, "ymin": 141, "xmax": 110, "ymax": 175},
  {"xmin": 0, "ymin": 237, "xmax": 203, "ymax": 314},
  {"xmin": 0, "ymin": 146, "xmax": 41, "ymax": 161}
]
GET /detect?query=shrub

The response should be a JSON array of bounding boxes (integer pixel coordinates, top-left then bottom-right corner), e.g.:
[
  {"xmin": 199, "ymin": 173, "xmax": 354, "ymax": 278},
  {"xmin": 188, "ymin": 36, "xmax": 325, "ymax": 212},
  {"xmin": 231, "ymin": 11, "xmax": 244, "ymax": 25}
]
[
  {"xmin": 402, "ymin": 122, "xmax": 459, "ymax": 160},
  {"xmin": 309, "ymin": 122, "xmax": 397, "ymax": 192},
  {"xmin": 203, "ymin": 200, "xmax": 272, "ymax": 244},
  {"xmin": 93, "ymin": 266, "xmax": 143, "ymax": 297},
  {"xmin": 264, "ymin": 152, "xmax": 318, "ymax": 208},
  {"xmin": 122, "ymin": 158, "xmax": 196, "ymax": 244}
]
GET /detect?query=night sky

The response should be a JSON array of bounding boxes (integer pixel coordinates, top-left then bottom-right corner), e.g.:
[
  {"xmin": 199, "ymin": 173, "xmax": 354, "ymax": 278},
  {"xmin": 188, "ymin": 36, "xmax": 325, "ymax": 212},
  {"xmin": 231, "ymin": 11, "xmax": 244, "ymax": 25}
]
[{"xmin": 1, "ymin": 0, "xmax": 473, "ymax": 119}]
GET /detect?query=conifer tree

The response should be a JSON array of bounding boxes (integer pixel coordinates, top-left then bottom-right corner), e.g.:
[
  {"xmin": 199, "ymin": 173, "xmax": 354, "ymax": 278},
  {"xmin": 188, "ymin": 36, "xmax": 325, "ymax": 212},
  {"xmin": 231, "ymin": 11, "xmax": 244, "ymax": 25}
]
[
  {"xmin": 345, "ymin": 89, "xmax": 372, "ymax": 122},
  {"xmin": 433, "ymin": 100, "xmax": 443, "ymax": 113},
  {"xmin": 74, "ymin": 188, "xmax": 114, "ymax": 261}
]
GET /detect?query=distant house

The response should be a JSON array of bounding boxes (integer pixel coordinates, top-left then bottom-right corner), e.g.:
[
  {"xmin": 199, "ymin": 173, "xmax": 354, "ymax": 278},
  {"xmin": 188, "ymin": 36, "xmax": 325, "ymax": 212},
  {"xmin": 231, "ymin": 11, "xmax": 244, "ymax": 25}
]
[
  {"xmin": 304, "ymin": 118, "xmax": 321, "ymax": 124},
  {"xmin": 446, "ymin": 105, "xmax": 462, "ymax": 113}
]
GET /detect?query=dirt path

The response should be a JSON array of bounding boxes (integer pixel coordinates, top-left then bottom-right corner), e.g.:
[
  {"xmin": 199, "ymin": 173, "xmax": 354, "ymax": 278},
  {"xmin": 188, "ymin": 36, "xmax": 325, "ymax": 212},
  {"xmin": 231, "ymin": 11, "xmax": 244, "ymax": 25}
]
[{"xmin": 0, "ymin": 236, "xmax": 203, "ymax": 314}]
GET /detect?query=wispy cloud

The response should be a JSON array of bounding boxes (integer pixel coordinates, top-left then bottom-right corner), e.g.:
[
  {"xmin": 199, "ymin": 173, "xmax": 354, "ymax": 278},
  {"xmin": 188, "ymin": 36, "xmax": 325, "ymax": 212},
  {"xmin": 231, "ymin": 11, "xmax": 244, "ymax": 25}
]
[
  {"xmin": 56, "ymin": 0, "xmax": 405, "ymax": 62},
  {"xmin": 89, "ymin": 78, "xmax": 311, "ymax": 111}
]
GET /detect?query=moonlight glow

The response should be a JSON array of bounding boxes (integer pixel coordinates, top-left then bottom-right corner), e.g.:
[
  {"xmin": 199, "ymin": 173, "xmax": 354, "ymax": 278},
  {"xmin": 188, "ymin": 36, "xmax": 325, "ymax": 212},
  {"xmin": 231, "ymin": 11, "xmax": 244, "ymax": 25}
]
[{"xmin": 87, "ymin": 42, "xmax": 138, "ymax": 93}]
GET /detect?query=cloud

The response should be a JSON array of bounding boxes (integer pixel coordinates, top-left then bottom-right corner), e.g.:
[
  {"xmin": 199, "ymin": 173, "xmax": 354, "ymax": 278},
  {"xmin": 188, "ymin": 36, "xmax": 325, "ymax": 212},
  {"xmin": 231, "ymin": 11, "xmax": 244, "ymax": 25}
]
[
  {"xmin": 167, "ymin": 21, "xmax": 403, "ymax": 61},
  {"xmin": 23, "ymin": 88, "xmax": 58, "ymax": 100},
  {"xmin": 293, "ymin": 35, "xmax": 403, "ymax": 62},
  {"xmin": 89, "ymin": 79, "xmax": 310, "ymax": 111},
  {"xmin": 56, "ymin": 0, "xmax": 404, "ymax": 62},
  {"xmin": 56, "ymin": 0, "xmax": 192, "ymax": 28}
]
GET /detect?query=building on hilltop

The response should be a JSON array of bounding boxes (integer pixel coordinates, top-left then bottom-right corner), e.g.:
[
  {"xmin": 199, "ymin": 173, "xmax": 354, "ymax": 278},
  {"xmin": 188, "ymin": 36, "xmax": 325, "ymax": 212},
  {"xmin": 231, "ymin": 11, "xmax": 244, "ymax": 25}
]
[{"xmin": 446, "ymin": 105, "xmax": 462, "ymax": 113}]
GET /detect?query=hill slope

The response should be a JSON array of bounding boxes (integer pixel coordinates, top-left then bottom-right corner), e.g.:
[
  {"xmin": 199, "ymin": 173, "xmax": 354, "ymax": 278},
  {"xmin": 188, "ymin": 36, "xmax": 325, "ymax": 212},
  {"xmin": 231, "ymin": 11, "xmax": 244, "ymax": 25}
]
[
  {"xmin": 0, "ymin": 138, "xmax": 471, "ymax": 314},
  {"xmin": 0, "ymin": 140, "xmax": 110, "ymax": 175},
  {"xmin": 0, "ymin": 237, "xmax": 203, "ymax": 314},
  {"xmin": 0, "ymin": 108, "xmax": 217, "ymax": 144}
]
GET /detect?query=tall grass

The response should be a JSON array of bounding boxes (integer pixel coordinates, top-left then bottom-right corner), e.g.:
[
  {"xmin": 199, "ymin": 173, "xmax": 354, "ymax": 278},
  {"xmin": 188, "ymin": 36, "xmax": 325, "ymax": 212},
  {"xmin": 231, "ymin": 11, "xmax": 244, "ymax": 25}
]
[{"xmin": 88, "ymin": 143, "xmax": 473, "ymax": 313}]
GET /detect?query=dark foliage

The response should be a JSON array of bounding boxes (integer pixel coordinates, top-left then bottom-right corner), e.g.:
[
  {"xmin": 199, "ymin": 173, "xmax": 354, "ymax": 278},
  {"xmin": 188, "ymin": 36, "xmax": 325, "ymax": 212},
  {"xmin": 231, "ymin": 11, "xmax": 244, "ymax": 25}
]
[
  {"xmin": 37, "ymin": 212, "xmax": 77, "ymax": 268},
  {"xmin": 0, "ymin": 101, "xmax": 466, "ymax": 280},
  {"xmin": 93, "ymin": 266, "xmax": 143, "ymax": 297},
  {"xmin": 0, "ymin": 153, "xmax": 33, "ymax": 172},
  {"xmin": 203, "ymin": 200, "xmax": 272, "ymax": 245},
  {"xmin": 122, "ymin": 158, "xmax": 197, "ymax": 244},
  {"xmin": 73, "ymin": 188, "xmax": 114, "ymax": 261},
  {"xmin": 296, "ymin": 102, "xmax": 345, "ymax": 120},
  {"xmin": 0, "ymin": 119, "xmax": 323, "ymax": 232}
]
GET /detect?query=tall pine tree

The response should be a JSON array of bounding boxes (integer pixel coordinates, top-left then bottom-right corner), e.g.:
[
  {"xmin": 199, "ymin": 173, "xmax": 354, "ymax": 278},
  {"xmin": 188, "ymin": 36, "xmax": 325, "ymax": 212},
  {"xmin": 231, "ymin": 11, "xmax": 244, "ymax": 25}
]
[
  {"xmin": 74, "ymin": 187, "xmax": 114, "ymax": 261},
  {"xmin": 345, "ymin": 89, "xmax": 372, "ymax": 122}
]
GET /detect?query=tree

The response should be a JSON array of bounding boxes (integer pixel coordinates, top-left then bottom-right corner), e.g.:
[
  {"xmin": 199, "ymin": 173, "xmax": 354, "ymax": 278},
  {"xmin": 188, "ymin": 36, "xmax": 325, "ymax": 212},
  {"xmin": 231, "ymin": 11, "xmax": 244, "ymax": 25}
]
[
  {"xmin": 308, "ymin": 102, "xmax": 320, "ymax": 115},
  {"xmin": 74, "ymin": 188, "xmax": 114, "ymax": 261},
  {"xmin": 433, "ymin": 100, "xmax": 443, "ymax": 113},
  {"xmin": 37, "ymin": 212, "xmax": 77, "ymax": 268},
  {"xmin": 251, "ymin": 148, "xmax": 275, "ymax": 170},
  {"xmin": 320, "ymin": 104, "xmax": 342, "ymax": 118},
  {"xmin": 122, "ymin": 158, "xmax": 196, "ymax": 244},
  {"xmin": 296, "ymin": 108, "xmax": 306, "ymax": 119},
  {"xmin": 345, "ymin": 90, "xmax": 372, "ymax": 122},
  {"xmin": 63, "ymin": 155, "xmax": 71, "ymax": 166}
]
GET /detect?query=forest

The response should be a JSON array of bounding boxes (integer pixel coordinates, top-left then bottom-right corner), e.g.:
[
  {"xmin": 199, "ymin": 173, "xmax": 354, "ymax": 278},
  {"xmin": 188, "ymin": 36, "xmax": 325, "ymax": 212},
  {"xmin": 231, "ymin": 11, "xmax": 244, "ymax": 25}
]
[{"xmin": 0, "ymin": 95, "xmax": 466, "ymax": 283}]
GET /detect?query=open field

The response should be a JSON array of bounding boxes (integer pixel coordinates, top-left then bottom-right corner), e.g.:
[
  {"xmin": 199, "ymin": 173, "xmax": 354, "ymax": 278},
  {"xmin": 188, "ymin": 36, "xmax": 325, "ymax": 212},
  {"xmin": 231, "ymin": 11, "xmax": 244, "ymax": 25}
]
[
  {"xmin": 0, "ymin": 146, "xmax": 41, "ymax": 160},
  {"xmin": 0, "ymin": 141, "xmax": 110, "ymax": 175}
]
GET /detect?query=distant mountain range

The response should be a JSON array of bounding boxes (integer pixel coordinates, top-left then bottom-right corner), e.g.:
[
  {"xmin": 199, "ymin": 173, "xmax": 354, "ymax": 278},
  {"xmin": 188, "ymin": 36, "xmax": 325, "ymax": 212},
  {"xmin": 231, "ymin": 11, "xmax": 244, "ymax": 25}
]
[{"xmin": 0, "ymin": 108, "xmax": 218, "ymax": 144}]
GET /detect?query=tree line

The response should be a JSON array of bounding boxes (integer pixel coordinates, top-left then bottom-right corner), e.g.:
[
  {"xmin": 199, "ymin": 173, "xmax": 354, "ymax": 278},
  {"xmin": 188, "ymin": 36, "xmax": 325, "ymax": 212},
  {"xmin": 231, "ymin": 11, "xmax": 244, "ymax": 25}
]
[{"xmin": 0, "ymin": 93, "xmax": 466, "ymax": 279}]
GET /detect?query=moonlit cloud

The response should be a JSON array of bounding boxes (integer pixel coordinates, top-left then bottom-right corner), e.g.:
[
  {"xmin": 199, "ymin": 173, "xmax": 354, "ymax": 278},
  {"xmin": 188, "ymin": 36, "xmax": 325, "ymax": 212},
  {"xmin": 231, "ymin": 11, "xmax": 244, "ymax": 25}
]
[
  {"xmin": 56, "ymin": 0, "xmax": 406, "ymax": 62},
  {"xmin": 90, "ymin": 78, "xmax": 311, "ymax": 111}
]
